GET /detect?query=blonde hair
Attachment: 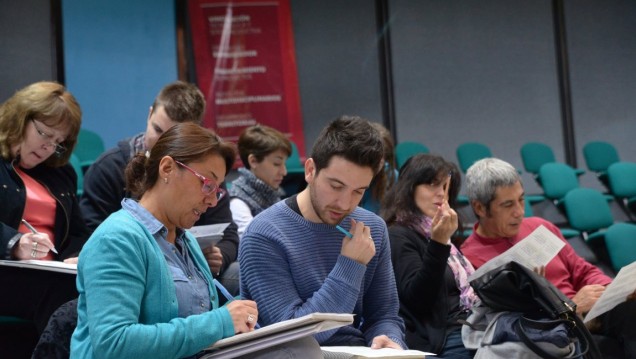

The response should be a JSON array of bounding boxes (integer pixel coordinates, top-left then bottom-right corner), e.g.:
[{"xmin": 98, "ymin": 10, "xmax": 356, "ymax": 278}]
[{"xmin": 0, "ymin": 81, "xmax": 82, "ymax": 167}]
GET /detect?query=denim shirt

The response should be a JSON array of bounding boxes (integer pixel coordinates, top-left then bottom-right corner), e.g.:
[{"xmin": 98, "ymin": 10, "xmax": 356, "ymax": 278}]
[{"xmin": 122, "ymin": 199, "xmax": 211, "ymax": 318}]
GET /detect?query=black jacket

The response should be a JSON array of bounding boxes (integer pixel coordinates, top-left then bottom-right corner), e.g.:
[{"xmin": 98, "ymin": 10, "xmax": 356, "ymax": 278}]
[
  {"xmin": 389, "ymin": 224, "xmax": 458, "ymax": 353},
  {"xmin": 80, "ymin": 135, "xmax": 239, "ymax": 274},
  {"xmin": 1, "ymin": 159, "xmax": 90, "ymax": 260}
]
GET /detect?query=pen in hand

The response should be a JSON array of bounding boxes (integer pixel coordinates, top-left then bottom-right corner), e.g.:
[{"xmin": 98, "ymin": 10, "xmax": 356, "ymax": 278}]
[
  {"xmin": 21, "ymin": 219, "xmax": 59, "ymax": 254},
  {"xmin": 214, "ymin": 279, "xmax": 260, "ymax": 329}
]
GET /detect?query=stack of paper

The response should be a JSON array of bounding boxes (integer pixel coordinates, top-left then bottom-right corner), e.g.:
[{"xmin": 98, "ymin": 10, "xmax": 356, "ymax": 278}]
[{"xmin": 201, "ymin": 313, "xmax": 353, "ymax": 359}]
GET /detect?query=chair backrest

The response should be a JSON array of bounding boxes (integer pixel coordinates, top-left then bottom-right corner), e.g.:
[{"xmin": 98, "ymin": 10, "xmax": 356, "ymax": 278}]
[
  {"xmin": 520, "ymin": 142, "xmax": 556, "ymax": 174},
  {"xmin": 562, "ymin": 188, "xmax": 614, "ymax": 233},
  {"xmin": 456, "ymin": 142, "xmax": 492, "ymax": 173},
  {"xmin": 538, "ymin": 162, "xmax": 579, "ymax": 201},
  {"xmin": 524, "ymin": 197, "xmax": 534, "ymax": 217},
  {"xmin": 69, "ymin": 153, "xmax": 84, "ymax": 196},
  {"xmin": 285, "ymin": 141, "xmax": 303, "ymax": 172},
  {"xmin": 604, "ymin": 222, "xmax": 636, "ymax": 272},
  {"xmin": 582, "ymin": 141, "xmax": 620, "ymax": 173},
  {"xmin": 72, "ymin": 128, "xmax": 105, "ymax": 169},
  {"xmin": 607, "ymin": 161, "xmax": 636, "ymax": 198},
  {"xmin": 395, "ymin": 141, "xmax": 429, "ymax": 169}
]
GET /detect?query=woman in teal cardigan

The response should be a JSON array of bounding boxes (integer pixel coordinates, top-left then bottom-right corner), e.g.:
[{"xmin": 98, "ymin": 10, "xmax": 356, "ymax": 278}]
[{"xmin": 70, "ymin": 123, "xmax": 321, "ymax": 359}]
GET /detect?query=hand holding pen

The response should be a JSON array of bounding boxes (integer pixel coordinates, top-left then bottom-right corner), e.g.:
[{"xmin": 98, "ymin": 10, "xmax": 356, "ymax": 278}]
[
  {"xmin": 15, "ymin": 219, "xmax": 59, "ymax": 260},
  {"xmin": 214, "ymin": 279, "xmax": 261, "ymax": 330},
  {"xmin": 336, "ymin": 219, "xmax": 375, "ymax": 265}
]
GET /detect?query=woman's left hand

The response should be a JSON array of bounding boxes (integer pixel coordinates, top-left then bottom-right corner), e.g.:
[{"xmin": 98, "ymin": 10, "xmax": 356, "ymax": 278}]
[
  {"xmin": 202, "ymin": 245, "xmax": 223, "ymax": 276},
  {"xmin": 63, "ymin": 257, "xmax": 79, "ymax": 264}
]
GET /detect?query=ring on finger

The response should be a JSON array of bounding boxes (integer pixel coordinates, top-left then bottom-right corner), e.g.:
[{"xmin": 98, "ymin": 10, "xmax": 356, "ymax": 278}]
[
  {"xmin": 31, "ymin": 249, "xmax": 37, "ymax": 258},
  {"xmin": 33, "ymin": 242, "xmax": 38, "ymax": 250},
  {"xmin": 247, "ymin": 314, "xmax": 255, "ymax": 323}
]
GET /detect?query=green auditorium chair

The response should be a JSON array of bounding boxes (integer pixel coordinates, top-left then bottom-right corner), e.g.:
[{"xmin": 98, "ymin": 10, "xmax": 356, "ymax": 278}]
[
  {"xmin": 607, "ymin": 161, "xmax": 636, "ymax": 221},
  {"xmin": 72, "ymin": 128, "xmax": 105, "ymax": 172},
  {"xmin": 537, "ymin": 162, "xmax": 580, "ymax": 207},
  {"xmin": 69, "ymin": 153, "xmax": 84, "ymax": 196},
  {"xmin": 582, "ymin": 141, "xmax": 620, "ymax": 190},
  {"xmin": 520, "ymin": 142, "xmax": 584, "ymax": 180},
  {"xmin": 395, "ymin": 141, "xmax": 429, "ymax": 169},
  {"xmin": 562, "ymin": 188, "xmax": 614, "ymax": 246},
  {"xmin": 604, "ymin": 222, "xmax": 636, "ymax": 272},
  {"xmin": 281, "ymin": 141, "xmax": 306, "ymax": 197},
  {"xmin": 456, "ymin": 142, "xmax": 492, "ymax": 173}
]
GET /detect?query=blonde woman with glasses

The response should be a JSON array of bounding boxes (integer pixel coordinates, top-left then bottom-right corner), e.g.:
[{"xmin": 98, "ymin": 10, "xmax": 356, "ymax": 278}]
[{"xmin": 0, "ymin": 81, "xmax": 90, "ymax": 338}]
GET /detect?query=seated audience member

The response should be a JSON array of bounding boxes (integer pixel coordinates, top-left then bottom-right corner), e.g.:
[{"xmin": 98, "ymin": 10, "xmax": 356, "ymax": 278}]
[
  {"xmin": 239, "ymin": 116, "xmax": 407, "ymax": 349},
  {"xmin": 229, "ymin": 124, "xmax": 291, "ymax": 236},
  {"xmin": 461, "ymin": 157, "xmax": 636, "ymax": 358},
  {"xmin": 359, "ymin": 122, "xmax": 398, "ymax": 214},
  {"xmin": 71, "ymin": 123, "xmax": 322, "ymax": 359},
  {"xmin": 0, "ymin": 81, "xmax": 89, "ymax": 332},
  {"xmin": 80, "ymin": 81, "xmax": 239, "ymax": 286},
  {"xmin": 381, "ymin": 154, "xmax": 475, "ymax": 358}
]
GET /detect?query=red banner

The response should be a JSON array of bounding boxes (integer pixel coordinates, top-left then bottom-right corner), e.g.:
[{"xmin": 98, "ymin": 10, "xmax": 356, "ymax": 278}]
[{"xmin": 188, "ymin": 0, "xmax": 305, "ymax": 163}]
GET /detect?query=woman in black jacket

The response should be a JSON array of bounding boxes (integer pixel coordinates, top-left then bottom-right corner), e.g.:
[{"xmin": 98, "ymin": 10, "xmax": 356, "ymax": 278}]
[
  {"xmin": 0, "ymin": 81, "xmax": 89, "ymax": 334},
  {"xmin": 382, "ymin": 154, "xmax": 476, "ymax": 358}
]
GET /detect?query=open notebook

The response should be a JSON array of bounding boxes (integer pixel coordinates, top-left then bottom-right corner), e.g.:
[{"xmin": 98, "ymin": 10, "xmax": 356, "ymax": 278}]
[{"xmin": 201, "ymin": 313, "xmax": 353, "ymax": 359}]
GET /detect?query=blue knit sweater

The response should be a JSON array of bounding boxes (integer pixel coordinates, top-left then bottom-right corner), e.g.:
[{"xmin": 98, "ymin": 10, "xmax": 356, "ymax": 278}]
[
  {"xmin": 70, "ymin": 209, "xmax": 234, "ymax": 359},
  {"xmin": 239, "ymin": 201, "xmax": 406, "ymax": 348}
]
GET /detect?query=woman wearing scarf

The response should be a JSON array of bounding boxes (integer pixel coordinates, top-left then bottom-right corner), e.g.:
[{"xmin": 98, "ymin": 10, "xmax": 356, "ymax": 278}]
[
  {"xmin": 229, "ymin": 125, "xmax": 291, "ymax": 236},
  {"xmin": 381, "ymin": 154, "xmax": 477, "ymax": 358}
]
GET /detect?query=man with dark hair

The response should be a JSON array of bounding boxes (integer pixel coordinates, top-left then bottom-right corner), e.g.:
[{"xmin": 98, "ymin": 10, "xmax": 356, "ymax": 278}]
[
  {"xmin": 80, "ymin": 81, "xmax": 239, "ymax": 285},
  {"xmin": 238, "ymin": 115, "xmax": 407, "ymax": 349},
  {"xmin": 461, "ymin": 157, "xmax": 636, "ymax": 358}
]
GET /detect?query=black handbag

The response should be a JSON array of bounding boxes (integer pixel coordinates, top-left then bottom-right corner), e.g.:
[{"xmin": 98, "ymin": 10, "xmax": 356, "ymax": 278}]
[{"xmin": 469, "ymin": 261, "xmax": 602, "ymax": 359}]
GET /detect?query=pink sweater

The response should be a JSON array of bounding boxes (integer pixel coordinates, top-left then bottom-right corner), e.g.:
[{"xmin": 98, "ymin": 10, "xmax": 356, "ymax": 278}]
[{"xmin": 461, "ymin": 217, "xmax": 612, "ymax": 298}]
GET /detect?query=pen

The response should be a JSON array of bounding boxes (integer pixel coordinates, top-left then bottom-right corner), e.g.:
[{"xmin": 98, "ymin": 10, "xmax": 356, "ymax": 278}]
[
  {"xmin": 335, "ymin": 225, "xmax": 353, "ymax": 238},
  {"xmin": 21, "ymin": 219, "xmax": 58, "ymax": 254},
  {"xmin": 214, "ymin": 279, "xmax": 260, "ymax": 329}
]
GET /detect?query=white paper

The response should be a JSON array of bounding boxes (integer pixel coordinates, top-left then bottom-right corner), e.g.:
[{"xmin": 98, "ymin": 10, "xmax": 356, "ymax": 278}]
[
  {"xmin": 321, "ymin": 346, "xmax": 433, "ymax": 358},
  {"xmin": 0, "ymin": 259, "xmax": 77, "ymax": 274},
  {"xmin": 468, "ymin": 225, "xmax": 565, "ymax": 281},
  {"xmin": 201, "ymin": 313, "xmax": 354, "ymax": 359},
  {"xmin": 584, "ymin": 261, "xmax": 636, "ymax": 322},
  {"xmin": 187, "ymin": 223, "xmax": 230, "ymax": 248}
]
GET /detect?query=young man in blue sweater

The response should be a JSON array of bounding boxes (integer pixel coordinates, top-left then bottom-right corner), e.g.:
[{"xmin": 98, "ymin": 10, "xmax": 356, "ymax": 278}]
[{"xmin": 239, "ymin": 116, "xmax": 407, "ymax": 349}]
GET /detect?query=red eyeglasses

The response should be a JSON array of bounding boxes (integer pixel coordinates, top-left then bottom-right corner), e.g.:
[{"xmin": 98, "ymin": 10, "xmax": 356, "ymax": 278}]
[{"xmin": 175, "ymin": 160, "xmax": 226, "ymax": 200}]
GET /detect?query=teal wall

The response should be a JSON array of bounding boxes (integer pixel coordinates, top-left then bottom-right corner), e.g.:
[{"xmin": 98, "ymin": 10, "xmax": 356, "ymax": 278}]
[{"xmin": 62, "ymin": 0, "xmax": 178, "ymax": 148}]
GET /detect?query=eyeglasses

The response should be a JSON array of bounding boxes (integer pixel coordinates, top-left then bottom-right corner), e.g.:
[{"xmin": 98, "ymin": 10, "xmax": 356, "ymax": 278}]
[
  {"xmin": 32, "ymin": 119, "xmax": 67, "ymax": 156},
  {"xmin": 175, "ymin": 160, "xmax": 226, "ymax": 200}
]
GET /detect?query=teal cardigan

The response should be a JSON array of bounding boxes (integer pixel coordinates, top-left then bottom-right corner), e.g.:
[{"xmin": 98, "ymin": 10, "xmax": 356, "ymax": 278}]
[{"xmin": 70, "ymin": 210, "xmax": 234, "ymax": 359}]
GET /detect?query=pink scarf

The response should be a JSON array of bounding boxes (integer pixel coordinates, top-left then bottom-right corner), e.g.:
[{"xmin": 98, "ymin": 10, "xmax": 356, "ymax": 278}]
[{"xmin": 398, "ymin": 215, "xmax": 478, "ymax": 311}]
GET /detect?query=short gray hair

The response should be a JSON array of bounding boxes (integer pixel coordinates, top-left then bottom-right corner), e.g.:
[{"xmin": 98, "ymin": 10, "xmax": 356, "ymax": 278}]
[{"xmin": 465, "ymin": 158, "xmax": 522, "ymax": 208}]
